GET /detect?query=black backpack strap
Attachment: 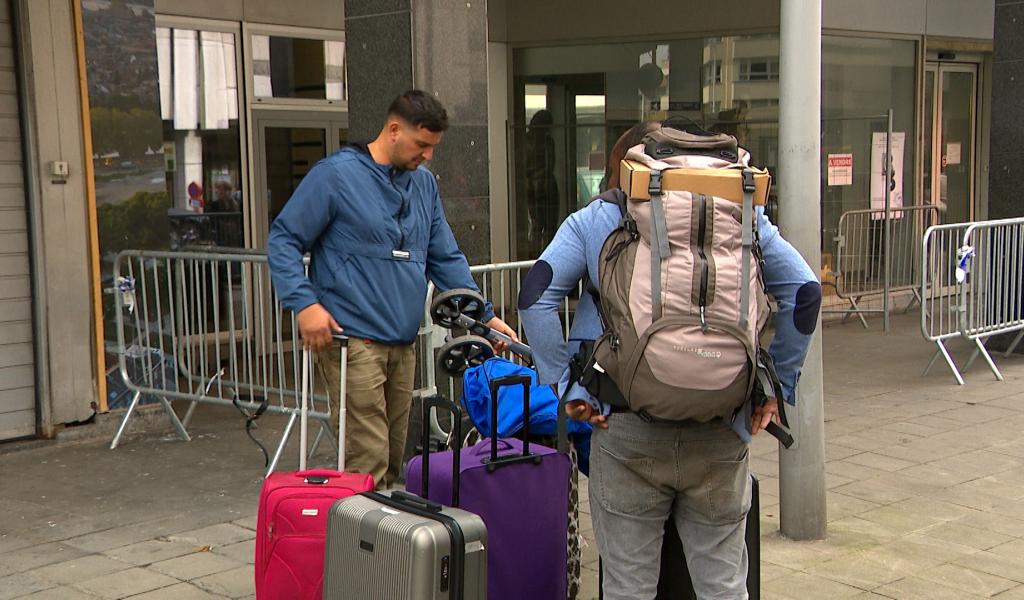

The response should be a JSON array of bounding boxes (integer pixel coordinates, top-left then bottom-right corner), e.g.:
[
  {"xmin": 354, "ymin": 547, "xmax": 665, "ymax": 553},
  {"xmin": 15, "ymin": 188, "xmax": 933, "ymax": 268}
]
[{"xmin": 752, "ymin": 348, "xmax": 794, "ymax": 448}]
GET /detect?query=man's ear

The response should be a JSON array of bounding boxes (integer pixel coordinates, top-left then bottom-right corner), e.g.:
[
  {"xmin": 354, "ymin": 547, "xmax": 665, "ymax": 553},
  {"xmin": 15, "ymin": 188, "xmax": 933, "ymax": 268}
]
[{"xmin": 386, "ymin": 119, "xmax": 401, "ymax": 140}]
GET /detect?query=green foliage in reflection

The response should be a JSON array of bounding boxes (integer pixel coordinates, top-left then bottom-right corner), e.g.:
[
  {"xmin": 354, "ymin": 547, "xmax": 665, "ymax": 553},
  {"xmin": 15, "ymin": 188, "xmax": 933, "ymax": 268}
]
[
  {"xmin": 90, "ymin": 105, "xmax": 162, "ymax": 157},
  {"xmin": 97, "ymin": 190, "xmax": 171, "ymax": 256}
]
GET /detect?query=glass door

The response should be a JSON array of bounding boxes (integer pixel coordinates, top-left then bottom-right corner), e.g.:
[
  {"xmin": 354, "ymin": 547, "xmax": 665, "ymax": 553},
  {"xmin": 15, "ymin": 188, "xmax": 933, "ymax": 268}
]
[
  {"xmin": 251, "ymin": 111, "xmax": 348, "ymax": 248},
  {"xmin": 925, "ymin": 63, "xmax": 977, "ymax": 223}
]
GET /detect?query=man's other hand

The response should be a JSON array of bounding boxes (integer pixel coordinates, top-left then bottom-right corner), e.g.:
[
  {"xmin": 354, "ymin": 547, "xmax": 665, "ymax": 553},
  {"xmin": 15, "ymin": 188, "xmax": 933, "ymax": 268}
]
[
  {"xmin": 297, "ymin": 303, "xmax": 343, "ymax": 352},
  {"xmin": 751, "ymin": 396, "xmax": 780, "ymax": 436},
  {"xmin": 566, "ymin": 400, "xmax": 608, "ymax": 429},
  {"xmin": 485, "ymin": 316, "xmax": 518, "ymax": 354}
]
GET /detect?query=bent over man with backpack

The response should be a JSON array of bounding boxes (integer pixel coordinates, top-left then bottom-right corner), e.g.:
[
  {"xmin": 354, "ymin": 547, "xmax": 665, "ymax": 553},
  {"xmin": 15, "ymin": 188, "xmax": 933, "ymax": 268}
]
[{"xmin": 518, "ymin": 122, "xmax": 821, "ymax": 600}]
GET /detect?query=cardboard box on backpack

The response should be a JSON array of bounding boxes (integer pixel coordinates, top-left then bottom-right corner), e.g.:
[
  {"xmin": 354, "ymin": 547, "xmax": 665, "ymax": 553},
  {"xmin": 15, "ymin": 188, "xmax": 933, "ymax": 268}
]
[{"xmin": 620, "ymin": 159, "xmax": 771, "ymax": 205}]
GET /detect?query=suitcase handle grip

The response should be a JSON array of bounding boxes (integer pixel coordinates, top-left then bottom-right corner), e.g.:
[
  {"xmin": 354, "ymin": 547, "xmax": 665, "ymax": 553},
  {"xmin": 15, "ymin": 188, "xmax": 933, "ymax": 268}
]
[
  {"xmin": 296, "ymin": 469, "xmax": 339, "ymax": 479},
  {"xmin": 420, "ymin": 395, "xmax": 463, "ymax": 507},
  {"xmin": 470, "ymin": 438, "xmax": 515, "ymax": 456},
  {"xmin": 390, "ymin": 490, "xmax": 443, "ymax": 513},
  {"xmin": 486, "ymin": 374, "xmax": 541, "ymax": 471}
]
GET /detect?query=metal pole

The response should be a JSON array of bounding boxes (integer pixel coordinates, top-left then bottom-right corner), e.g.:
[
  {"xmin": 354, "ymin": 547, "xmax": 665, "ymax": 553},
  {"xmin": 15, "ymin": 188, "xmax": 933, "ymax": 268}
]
[
  {"xmin": 884, "ymin": 109, "xmax": 893, "ymax": 332},
  {"xmin": 778, "ymin": 0, "xmax": 827, "ymax": 541}
]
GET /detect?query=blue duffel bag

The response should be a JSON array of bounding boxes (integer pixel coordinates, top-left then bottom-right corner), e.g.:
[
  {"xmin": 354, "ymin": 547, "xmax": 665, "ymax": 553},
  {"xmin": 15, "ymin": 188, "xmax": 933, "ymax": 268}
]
[{"xmin": 462, "ymin": 357, "xmax": 591, "ymax": 474}]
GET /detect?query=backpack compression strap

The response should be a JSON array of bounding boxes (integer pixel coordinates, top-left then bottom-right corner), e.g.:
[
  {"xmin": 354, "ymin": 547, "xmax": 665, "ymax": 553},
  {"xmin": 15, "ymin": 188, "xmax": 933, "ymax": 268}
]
[
  {"xmin": 739, "ymin": 168, "xmax": 756, "ymax": 332},
  {"xmin": 648, "ymin": 170, "xmax": 672, "ymax": 321}
]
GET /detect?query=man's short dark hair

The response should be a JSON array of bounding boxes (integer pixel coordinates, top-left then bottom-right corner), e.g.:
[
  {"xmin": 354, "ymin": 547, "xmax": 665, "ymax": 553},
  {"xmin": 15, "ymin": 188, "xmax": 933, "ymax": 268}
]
[{"xmin": 387, "ymin": 90, "xmax": 449, "ymax": 132}]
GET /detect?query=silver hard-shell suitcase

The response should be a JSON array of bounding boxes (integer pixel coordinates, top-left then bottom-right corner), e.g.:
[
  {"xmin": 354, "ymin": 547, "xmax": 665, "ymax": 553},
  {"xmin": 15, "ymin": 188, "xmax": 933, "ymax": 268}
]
[{"xmin": 323, "ymin": 396, "xmax": 487, "ymax": 600}]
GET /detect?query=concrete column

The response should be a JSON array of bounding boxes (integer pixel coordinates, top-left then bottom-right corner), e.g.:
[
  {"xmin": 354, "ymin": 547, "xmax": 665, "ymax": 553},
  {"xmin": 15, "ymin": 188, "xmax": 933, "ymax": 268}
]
[
  {"xmin": 344, "ymin": 0, "xmax": 492, "ymax": 264},
  {"xmin": 777, "ymin": 0, "xmax": 827, "ymax": 541}
]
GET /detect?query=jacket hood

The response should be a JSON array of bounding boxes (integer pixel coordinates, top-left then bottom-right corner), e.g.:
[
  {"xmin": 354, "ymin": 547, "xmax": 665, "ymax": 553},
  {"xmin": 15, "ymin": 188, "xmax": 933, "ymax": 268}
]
[{"xmin": 342, "ymin": 143, "xmax": 415, "ymax": 186}]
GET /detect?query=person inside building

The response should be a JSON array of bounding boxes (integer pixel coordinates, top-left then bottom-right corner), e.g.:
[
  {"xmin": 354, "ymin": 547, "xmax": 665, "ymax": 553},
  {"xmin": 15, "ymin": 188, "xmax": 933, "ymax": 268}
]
[
  {"xmin": 518, "ymin": 121, "xmax": 821, "ymax": 599},
  {"xmin": 268, "ymin": 89, "xmax": 516, "ymax": 488}
]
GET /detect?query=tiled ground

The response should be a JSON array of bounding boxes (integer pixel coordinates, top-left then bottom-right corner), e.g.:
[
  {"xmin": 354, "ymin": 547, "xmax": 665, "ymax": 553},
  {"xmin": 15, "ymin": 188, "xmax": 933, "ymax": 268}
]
[{"xmin": 2, "ymin": 314, "xmax": 1023, "ymax": 599}]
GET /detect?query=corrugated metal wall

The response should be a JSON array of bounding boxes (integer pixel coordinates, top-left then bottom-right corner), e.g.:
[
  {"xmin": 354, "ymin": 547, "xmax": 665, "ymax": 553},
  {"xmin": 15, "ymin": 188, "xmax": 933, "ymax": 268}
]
[{"xmin": 0, "ymin": 0, "xmax": 35, "ymax": 440}]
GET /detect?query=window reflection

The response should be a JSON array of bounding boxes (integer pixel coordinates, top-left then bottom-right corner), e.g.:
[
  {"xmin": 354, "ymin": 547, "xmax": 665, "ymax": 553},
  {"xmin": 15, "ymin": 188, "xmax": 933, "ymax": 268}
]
[
  {"xmin": 511, "ymin": 34, "xmax": 917, "ymax": 277},
  {"xmin": 156, "ymin": 26, "xmax": 244, "ymax": 249},
  {"xmin": 512, "ymin": 35, "xmax": 782, "ymax": 260},
  {"xmin": 252, "ymin": 34, "xmax": 346, "ymax": 101}
]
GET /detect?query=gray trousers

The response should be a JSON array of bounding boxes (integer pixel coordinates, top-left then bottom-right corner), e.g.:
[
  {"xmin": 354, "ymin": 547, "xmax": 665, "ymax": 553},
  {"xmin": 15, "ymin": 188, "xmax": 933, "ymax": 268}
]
[{"xmin": 590, "ymin": 412, "xmax": 751, "ymax": 600}]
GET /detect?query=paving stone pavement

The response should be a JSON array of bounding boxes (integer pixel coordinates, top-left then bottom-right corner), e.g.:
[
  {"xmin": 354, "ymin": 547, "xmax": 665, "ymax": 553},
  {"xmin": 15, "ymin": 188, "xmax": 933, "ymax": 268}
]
[{"xmin": 1, "ymin": 314, "xmax": 1023, "ymax": 599}]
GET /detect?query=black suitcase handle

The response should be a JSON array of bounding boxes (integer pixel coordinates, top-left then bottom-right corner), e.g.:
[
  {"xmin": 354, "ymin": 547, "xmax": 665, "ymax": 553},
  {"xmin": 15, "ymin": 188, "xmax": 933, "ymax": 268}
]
[
  {"xmin": 485, "ymin": 374, "xmax": 542, "ymax": 473},
  {"xmin": 389, "ymin": 490, "xmax": 443, "ymax": 513},
  {"xmin": 420, "ymin": 395, "xmax": 463, "ymax": 507}
]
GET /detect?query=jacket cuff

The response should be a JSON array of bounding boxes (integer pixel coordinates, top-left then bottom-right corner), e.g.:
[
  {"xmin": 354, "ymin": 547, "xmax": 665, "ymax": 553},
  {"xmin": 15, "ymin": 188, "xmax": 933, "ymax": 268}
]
[
  {"xmin": 482, "ymin": 301, "xmax": 496, "ymax": 323},
  {"xmin": 286, "ymin": 291, "xmax": 321, "ymax": 315}
]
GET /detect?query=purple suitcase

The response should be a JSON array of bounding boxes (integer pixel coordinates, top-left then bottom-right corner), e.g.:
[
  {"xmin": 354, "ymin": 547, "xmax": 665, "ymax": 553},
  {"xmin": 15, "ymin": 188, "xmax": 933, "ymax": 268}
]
[{"xmin": 407, "ymin": 374, "xmax": 572, "ymax": 600}]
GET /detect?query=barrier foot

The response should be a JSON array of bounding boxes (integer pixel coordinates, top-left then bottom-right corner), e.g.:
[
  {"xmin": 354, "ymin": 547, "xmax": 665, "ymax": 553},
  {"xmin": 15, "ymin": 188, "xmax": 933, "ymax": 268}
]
[
  {"xmin": 110, "ymin": 390, "xmax": 142, "ymax": 450},
  {"xmin": 1005, "ymin": 330, "xmax": 1024, "ymax": 358},
  {"xmin": 313, "ymin": 417, "xmax": 339, "ymax": 465},
  {"xmin": 848, "ymin": 297, "xmax": 869, "ymax": 329},
  {"xmin": 965, "ymin": 346, "xmax": 981, "ymax": 371},
  {"xmin": 309, "ymin": 420, "xmax": 327, "ymax": 461},
  {"xmin": 266, "ymin": 412, "xmax": 297, "ymax": 477},
  {"xmin": 159, "ymin": 396, "xmax": 191, "ymax": 442},
  {"xmin": 181, "ymin": 399, "xmax": 199, "ymax": 429},
  {"xmin": 923, "ymin": 341, "xmax": 965, "ymax": 385},
  {"xmin": 923, "ymin": 348, "xmax": 941, "ymax": 376},
  {"xmin": 975, "ymin": 338, "xmax": 1004, "ymax": 382},
  {"xmin": 904, "ymin": 288, "xmax": 923, "ymax": 314}
]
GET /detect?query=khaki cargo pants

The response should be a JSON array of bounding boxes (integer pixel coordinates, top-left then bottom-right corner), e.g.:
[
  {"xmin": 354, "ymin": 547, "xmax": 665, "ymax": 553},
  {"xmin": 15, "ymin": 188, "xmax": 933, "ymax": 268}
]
[{"xmin": 317, "ymin": 338, "xmax": 416, "ymax": 488}]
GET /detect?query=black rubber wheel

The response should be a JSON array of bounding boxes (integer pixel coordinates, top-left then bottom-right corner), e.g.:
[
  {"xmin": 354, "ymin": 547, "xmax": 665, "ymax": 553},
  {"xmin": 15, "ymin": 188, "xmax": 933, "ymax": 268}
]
[
  {"xmin": 430, "ymin": 288, "xmax": 487, "ymax": 328},
  {"xmin": 437, "ymin": 335, "xmax": 494, "ymax": 376}
]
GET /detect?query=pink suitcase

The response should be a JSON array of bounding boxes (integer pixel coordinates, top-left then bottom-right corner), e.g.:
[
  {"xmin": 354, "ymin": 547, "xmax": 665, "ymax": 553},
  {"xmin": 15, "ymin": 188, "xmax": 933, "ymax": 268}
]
[{"xmin": 255, "ymin": 336, "xmax": 374, "ymax": 600}]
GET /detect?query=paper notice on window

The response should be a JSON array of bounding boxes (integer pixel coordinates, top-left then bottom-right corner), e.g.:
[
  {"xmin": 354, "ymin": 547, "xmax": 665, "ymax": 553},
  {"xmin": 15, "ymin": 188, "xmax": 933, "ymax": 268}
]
[
  {"xmin": 946, "ymin": 143, "xmax": 962, "ymax": 165},
  {"xmin": 827, "ymin": 154, "xmax": 853, "ymax": 186},
  {"xmin": 870, "ymin": 132, "xmax": 905, "ymax": 218}
]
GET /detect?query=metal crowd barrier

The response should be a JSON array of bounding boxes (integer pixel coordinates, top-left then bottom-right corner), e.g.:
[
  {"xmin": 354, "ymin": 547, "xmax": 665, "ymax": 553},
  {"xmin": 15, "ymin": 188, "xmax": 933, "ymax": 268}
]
[
  {"xmin": 109, "ymin": 250, "xmax": 569, "ymax": 474},
  {"xmin": 921, "ymin": 217, "xmax": 1024, "ymax": 385},
  {"xmin": 109, "ymin": 249, "xmax": 338, "ymax": 476},
  {"xmin": 920, "ymin": 222, "xmax": 974, "ymax": 384},
  {"xmin": 955, "ymin": 217, "xmax": 1024, "ymax": 379},
  {"xmin": 825, "ymin": 205, "xmax": 938, "ymax": 328}
]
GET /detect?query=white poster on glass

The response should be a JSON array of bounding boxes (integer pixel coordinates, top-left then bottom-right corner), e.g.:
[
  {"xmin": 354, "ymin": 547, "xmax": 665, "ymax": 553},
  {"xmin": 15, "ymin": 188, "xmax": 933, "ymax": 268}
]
[{"xmin": 870, "ymin": 132, "xmax": 905, "ymax": 218}]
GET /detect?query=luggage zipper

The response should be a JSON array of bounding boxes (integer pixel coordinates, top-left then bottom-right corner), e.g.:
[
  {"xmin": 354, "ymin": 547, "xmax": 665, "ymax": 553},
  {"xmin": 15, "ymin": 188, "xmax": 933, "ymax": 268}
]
[{"xmin": 696, "ymin": 194, "xmax": 710, "ymax": 330}]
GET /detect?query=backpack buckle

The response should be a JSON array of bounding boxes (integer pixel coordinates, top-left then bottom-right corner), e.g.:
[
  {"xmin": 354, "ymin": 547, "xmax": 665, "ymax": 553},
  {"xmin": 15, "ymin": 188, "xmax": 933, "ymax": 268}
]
[
  {"xmin": 648, "ymin": 170, "xmax": 663, "ymax": 197},
  {"xmin": 741, "ymin": 169, "xmax": 756, "ymax": 193},
  {"xmin": 623, "ymin": 213, "xmax": 639, "ymax": 237}
]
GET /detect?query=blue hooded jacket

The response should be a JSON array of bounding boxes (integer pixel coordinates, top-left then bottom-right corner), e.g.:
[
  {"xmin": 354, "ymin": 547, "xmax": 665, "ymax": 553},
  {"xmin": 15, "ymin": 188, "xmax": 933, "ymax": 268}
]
[{"xmin": 268, "ymin": 144, "xmax": 493, "ymax": 345}]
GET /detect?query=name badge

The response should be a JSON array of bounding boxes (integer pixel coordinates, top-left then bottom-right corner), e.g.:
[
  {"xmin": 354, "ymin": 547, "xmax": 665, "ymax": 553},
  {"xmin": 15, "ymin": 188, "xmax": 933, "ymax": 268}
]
[{"xmin": 392, "ymin": 250, "xmax": 411, "ymax": 261}]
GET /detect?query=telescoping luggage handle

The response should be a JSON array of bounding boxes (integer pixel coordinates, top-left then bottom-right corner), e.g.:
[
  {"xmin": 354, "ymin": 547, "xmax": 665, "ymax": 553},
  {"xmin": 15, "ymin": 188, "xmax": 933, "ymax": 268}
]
[
  {"xmin": 298, "ymin": 334, "xmax": 348, "ymax": 474},
  {"xmin": 415, "ymin": 395, "xmax": 464, "ymax": 507},
  {"xmin": 485, "ymin": 374, "xmax": 543, "ymax": 473}
]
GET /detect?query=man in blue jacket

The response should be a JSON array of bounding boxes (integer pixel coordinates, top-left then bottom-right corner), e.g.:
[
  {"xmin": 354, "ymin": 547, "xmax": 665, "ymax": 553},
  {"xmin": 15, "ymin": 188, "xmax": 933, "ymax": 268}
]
[
  {"xmin": 519, "ymin": 122, "xmax": 821, "ymax": 599},
  {"xmin": 269, "ymin": 90, "xmax": 515, "ymax": 487}
]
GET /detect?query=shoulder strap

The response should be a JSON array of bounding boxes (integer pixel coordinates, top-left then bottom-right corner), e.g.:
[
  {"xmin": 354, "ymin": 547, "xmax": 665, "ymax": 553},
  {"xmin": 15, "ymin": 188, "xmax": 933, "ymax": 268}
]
[
  {"xmin": 589, "ymin": 187, "xmax": 626, "ymax": 217},
  {"xmin": 583, "ymin": 188, "xmax": 628, "ymax": 299}
]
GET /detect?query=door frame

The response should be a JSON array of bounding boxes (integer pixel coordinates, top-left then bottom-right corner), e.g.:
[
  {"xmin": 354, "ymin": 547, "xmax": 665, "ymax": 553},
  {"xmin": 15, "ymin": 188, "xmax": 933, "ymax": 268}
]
[
  {"xmin": 249, "ymin": 110, "xmax": 348, "ymax": 248},
  {"xmin": 924, "ymin": 60, "xmax": 980, "ymax": 222}
]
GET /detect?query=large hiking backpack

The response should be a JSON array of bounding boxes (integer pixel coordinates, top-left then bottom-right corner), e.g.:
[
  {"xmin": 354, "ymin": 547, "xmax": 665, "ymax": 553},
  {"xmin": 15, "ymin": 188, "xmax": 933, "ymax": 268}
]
[{"xmin": 591, "ymin": 127, "xmax": 772, "ymax": 423}]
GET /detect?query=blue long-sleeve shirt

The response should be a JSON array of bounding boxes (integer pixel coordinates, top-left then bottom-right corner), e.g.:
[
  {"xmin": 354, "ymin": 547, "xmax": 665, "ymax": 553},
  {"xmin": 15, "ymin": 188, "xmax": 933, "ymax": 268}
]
[
  {"xmin": 518, "ymin": 190, "xmax": 821, "ymax": 441},
  {"xmin": 268, "ymin": 145, "xmax": 493, "ymax": 345}
]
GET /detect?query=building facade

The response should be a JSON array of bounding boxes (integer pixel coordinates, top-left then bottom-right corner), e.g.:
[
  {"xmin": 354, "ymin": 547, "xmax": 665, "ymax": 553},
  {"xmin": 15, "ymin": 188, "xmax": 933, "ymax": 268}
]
[{"xmin": 0, "ymin": 0, "xmax": 1004, "ymax": 439}]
